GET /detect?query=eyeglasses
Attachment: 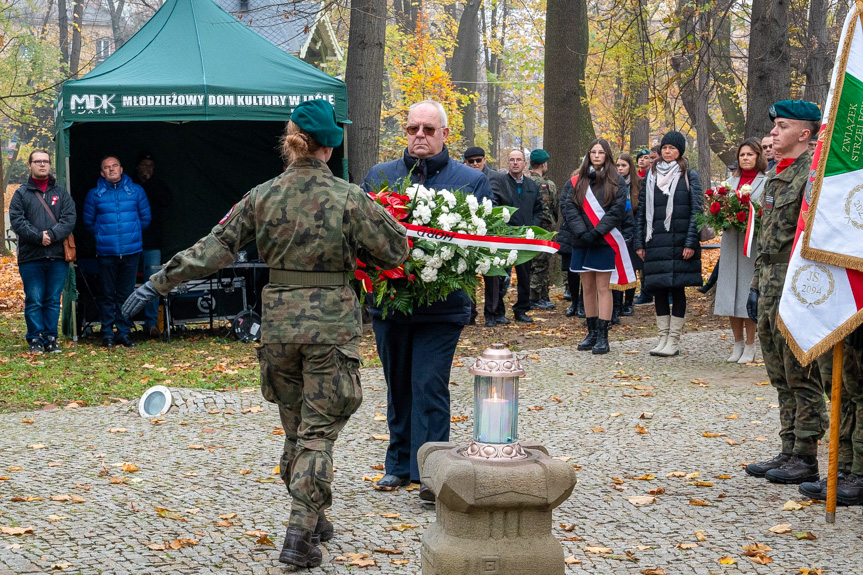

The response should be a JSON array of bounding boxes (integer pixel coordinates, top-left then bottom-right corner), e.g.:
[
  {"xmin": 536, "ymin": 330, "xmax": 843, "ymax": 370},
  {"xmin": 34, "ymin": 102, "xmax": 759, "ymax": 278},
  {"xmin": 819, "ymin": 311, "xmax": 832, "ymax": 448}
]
[
  {"xmin": 31, "ymin": 160, "xmax": 50, "ymax": 165},
  {"xmin": 465, "ymin": 157, "xmax": 484, "ymax": 165},
  {"xmin": 406, "ymin": 125, "xmax": 443, "ymax": 136}
]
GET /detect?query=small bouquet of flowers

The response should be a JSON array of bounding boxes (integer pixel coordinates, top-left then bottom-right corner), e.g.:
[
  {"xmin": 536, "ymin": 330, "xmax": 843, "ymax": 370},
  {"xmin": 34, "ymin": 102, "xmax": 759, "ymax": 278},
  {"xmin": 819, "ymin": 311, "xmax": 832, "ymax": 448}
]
[
  {"xmin": 356, "ymin": 181, "xmax": 557, "ymax": 317},
  {"xmin": 696, "ymin": 181, "xmax": 761, "ymax": 235}
]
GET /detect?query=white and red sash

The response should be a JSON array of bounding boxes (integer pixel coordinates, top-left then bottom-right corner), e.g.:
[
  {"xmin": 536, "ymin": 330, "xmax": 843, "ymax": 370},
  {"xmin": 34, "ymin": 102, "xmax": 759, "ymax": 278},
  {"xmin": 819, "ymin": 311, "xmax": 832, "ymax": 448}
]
[
  {"xmin": 574, "ymin": 177, "xmax": 636, "ymax": 287},
  {"xmin": 402, "ymin": 223, "xmax": 559, "ymax": 253}
]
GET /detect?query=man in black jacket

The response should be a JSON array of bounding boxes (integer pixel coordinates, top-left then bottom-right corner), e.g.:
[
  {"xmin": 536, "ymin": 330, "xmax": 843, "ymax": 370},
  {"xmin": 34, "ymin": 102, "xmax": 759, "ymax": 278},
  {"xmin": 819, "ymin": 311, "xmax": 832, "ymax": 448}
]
[
  {"xmin": 9, "ymin": 150, "xmax": 76, "ymax": 354},
  {"xmin": 492, "ymin": 150, "xmax": 543, "ymax": 323}
]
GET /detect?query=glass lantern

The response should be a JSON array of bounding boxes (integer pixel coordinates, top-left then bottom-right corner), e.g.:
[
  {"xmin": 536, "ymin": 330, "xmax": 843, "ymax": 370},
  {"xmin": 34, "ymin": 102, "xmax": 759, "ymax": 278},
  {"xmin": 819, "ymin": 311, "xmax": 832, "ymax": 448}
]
[{"xmin": 465, "ymin": 343, "xmax": 527, "ymax": 460}]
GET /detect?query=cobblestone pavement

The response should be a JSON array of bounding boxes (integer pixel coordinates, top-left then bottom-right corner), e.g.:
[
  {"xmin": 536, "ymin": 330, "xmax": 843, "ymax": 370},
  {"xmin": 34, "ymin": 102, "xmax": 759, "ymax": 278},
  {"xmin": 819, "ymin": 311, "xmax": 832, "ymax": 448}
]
[{"xmin": 1, "ymin": 329, "xmax": 860, "ymax": 574}]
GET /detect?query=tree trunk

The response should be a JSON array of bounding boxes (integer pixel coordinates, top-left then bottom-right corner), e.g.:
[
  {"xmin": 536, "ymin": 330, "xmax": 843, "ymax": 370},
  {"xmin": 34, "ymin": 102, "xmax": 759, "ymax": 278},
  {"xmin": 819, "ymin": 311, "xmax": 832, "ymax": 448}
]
[
  {"xmin": 0, "ymin": 133, "xmax": 7, "ymax": 257},
  {"xmin": 58, "ymin": 0, "xmax": 69, "ymax": 65},
  {"xmin": 485, "ymin": 0, "xmax": 509, "ymax": 164},
  {"xmin": 106, "ymin": 0, "xmax": 127, "ymax": 50},
  {"xmin": 803, "ymin": 0, "xmax": 831, "ymax": 108},
  {"xmin": 69, "ymin": 0, "xmax": 85, "ymax": 76},
  {"xmin": 745, "ymin": 0, "xmax": 791, "ymax": 138},
  {"xmin": 629, "ymin": 0, "xmax": 650, "ymax": 150},
  {"xmin": 345, "ymin": 0, "xmax": 386, "ymax": 182},
  {"xmin": 450, "ymin": 0, "xmax": 481, "ymax": 144},
  {"xmin": 713, "ymin": 5, "xmax": 745, "ymax": 142},
  {"xmin": 544, "ymin": 0, "xmax": 595, "ymax": 189}
]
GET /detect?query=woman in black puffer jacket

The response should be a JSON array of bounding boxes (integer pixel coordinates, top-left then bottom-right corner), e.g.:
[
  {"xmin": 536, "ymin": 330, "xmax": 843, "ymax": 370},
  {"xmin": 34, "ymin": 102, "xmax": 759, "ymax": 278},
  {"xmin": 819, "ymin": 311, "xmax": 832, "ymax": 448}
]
[{"xmin": 634, "ymin": 131, "xmax": 702, "ymax": 358}]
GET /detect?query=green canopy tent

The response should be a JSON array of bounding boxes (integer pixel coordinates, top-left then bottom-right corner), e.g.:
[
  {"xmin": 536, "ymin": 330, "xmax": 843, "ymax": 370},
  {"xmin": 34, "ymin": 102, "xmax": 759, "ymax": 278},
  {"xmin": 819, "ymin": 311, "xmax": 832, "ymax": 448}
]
[{"xmin": 54, "ymin": 0, "xmax": 349, "ymax": 258}]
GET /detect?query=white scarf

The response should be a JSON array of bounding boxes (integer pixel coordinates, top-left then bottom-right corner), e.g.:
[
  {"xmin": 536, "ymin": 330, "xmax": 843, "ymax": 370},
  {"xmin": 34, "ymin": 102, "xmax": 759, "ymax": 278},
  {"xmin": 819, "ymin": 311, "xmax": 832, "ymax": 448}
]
[{"xmin": 644, "ymin": 161, "xmax": 681, "ymax": 242}]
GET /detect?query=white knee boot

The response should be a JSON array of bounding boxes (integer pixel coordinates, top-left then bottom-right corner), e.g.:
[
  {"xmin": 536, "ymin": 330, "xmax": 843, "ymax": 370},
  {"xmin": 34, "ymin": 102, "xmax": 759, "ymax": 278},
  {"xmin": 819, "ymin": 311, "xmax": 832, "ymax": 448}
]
[
  {"xmin": 655, "ymin": 316, "xmax": 685, "ymax": 357},
  {"xmin": 649, "ymin": 315, "xmax": 671, "ymax": 355}
]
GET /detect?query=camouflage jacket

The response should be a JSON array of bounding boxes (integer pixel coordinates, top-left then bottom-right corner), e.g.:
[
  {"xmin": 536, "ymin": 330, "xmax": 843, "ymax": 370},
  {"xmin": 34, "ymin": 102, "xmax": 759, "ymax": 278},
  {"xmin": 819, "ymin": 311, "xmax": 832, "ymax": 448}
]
[
  {"xmin": 151, "ymin": 158, "xmax": 409, "ymax": 344},
  {"xmin": 751, "ymin": 150, "xmax": 812, "ymax": 298},
  {"xmin": 530, "ymin": 172, "xmax": 559, "ymax": 229}
]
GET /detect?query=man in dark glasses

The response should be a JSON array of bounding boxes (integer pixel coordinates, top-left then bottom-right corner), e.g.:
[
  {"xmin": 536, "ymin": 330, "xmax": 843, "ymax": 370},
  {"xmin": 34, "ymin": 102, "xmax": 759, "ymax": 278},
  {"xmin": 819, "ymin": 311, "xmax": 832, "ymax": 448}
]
[{"xmin": 363, "ymin": 100, "xmax": 493, "ymax": 502}]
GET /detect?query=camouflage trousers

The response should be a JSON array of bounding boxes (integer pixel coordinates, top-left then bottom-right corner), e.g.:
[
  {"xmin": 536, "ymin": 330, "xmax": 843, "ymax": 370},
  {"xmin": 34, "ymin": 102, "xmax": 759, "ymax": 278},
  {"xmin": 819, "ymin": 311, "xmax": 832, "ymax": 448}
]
[
  {"xmin": 530, "ymin": 252, "xmax": 551, "ymax": 301},
  {"xmin": 258, "ymin": 339, "xmax": 363, "ymax": 531},
  {"xmin": 758, "ymin": 294, "xmax": 828, "ymax": 456},
  {"xmin": 815, "ymin": 340, "xmax": 863, "ymax": 475}
]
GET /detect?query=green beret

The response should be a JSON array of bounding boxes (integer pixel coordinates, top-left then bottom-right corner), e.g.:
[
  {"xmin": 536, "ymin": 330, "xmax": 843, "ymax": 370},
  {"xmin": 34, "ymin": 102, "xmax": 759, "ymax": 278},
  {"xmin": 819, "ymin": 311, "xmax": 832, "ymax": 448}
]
[
  {"xmin": 768, "ymin": 100, "xmax": 821, "ymax": 122},
  {"xmin": 291, "ymin": 100, "xmax": 344, "ymax": 148},
  {"xmin": 530, "ymin": 149, "xmax": 549, "ymax": 164}
]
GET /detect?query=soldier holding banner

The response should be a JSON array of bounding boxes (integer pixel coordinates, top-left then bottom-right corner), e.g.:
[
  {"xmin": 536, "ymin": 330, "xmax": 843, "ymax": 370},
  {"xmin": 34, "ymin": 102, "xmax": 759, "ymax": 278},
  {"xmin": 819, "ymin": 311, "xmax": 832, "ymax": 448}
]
[{"xmin": 746, "ymin": 100, "xmax": 829, "ymax": 484}]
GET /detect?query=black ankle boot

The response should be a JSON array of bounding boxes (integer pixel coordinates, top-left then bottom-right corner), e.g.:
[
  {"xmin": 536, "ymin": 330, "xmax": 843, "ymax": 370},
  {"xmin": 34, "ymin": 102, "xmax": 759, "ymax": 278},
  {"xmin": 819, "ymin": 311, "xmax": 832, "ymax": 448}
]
[
  {"xmin": 576, "ymin": 291, "xmax": 585, "ymax": 318},
  {"xmin": 622, "ymin": 288, "xmax": 635, "ymax": 316},
  {"xmin": 765, "ymin": 454, "xmax": 819, "ymax": 484},
  {"xmin": 611, "ymin": 292, "xmax": 622, "ymax": 325},
  {"xmin": 577, "ymin": 317, "xmax": 598, "ymax": 351},
  {"xmin": 563, "ymin": 285, "xmax": 572, "ymax": 301},
  {"xmin": 312, "ymin": 515, "xmax": 334, "ymax": 544},
  {"xmin": 745, "ymin": 453, "xmax": 792, "ymax": 478},
  {"xmin": 279, "ymin": 527, "xmax": 322, "ymax": 567},
  {"xmin": 565, "ymin": 302, "xmax": 577, "ymax": 317},
  {"xmin": 836, "ymin": 472, "xmax": 863, "ymax": 505},
  {"xmin": 592, "ymin": 319, "xmax": 610, "ymax": 354}
]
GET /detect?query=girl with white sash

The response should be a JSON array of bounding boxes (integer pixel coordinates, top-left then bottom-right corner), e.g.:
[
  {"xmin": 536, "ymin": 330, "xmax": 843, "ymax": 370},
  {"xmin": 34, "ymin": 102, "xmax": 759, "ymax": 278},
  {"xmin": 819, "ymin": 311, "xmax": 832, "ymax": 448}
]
[{"xmin": 560, "ymin": 138, "xmax": 632, "ymax": 355}]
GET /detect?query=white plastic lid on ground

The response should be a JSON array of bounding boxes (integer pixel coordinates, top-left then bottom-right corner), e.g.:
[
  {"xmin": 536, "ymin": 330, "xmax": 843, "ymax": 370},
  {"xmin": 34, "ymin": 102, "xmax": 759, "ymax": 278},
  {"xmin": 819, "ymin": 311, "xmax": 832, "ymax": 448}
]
[{"xmin": 138, "ymin": 385, "xmax": 173, "ymax": 418}]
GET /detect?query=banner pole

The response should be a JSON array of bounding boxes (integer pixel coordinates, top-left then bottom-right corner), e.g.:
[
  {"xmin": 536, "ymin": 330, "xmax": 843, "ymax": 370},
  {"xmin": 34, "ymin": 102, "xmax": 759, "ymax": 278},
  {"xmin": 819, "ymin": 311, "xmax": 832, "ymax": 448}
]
[{"xmin": 826, "ymin": 340, "xmax": 844, "ymax": 523}]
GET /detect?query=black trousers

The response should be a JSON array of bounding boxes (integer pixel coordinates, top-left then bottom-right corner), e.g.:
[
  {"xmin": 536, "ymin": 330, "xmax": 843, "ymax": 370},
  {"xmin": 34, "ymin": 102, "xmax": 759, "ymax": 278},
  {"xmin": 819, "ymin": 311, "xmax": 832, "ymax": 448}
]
[{"xmin": 512, "ymin": 263, "xmax": 531, "ymax": 314}]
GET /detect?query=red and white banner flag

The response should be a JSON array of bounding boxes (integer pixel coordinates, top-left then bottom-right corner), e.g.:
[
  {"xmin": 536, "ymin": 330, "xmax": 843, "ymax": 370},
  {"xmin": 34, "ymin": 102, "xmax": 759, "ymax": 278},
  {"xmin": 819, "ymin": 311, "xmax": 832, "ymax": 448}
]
[
  {"xmin": 777, "ymin": 3, "xmax": 863, "ymax": 365},
  {"xmin": 582, "ymin": 186, "xmax": 636, "ymax": 288}
]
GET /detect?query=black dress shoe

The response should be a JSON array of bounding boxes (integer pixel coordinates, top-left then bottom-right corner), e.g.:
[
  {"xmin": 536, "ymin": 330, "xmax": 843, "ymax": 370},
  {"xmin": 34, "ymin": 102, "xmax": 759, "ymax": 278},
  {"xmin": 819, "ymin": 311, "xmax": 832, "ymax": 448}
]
[
  {"xmin": 529, "ymin": 300, "xmax": 542, "ymax": 310},
  {"xmin": 765, "ymin": 454, "xmax": 819, "ymax": 484},
  {"xmin": 102, "ymin": 338, "xmax": 114, "ymax": 348},
  {"xmin": 116, "ymin": 336, "xmax": 135, "ymax": 348},
  {"xmin": 621, "ymin": 304, "xmax": 634, "ymax": 316},
  {"xmin": 374, "ymin": 474, "xmax": 410, "ymax": 490},
  {"xmin": 539, "ymin": 298, "xmax": 556, "ymax": 310},
  {"xmin": 484, "ymin": 317, "xmax": 498, "ymax": 328},
  {"xmin": 495, "ymin": 315, "xmax": 510, "ymax": 325},
  {"xmin": 514, "ymin": 312, "xmax": 533, "ymax": 323},
  {"xmin": 419, "ymin": 484, "xmax": 436, "ymax": 502},
  {"xmin": 745, "ymin": 453, "xmax": 792, "ymax": 478},
  {"xmin": 312, "ymin": 514, "xmax": 334, "ymax": 544},
  {"xmin": 279, "ymin": 527, "xmax": 322, "ymax": 567}
]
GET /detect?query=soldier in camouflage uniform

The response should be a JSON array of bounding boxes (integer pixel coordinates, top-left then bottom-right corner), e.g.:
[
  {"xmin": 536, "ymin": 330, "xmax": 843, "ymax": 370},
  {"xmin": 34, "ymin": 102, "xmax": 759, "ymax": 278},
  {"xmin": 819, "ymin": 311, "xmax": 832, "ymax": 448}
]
[
  {"xmin": 122, "ymin": 100, "xmax": 409, "ymax": 567},
  {"xmin": 528, "ymin": 149, "xmax": 558, "ymax": 310},
  {"xmin": 800, "ymin": 328, "xmax": 863, "ymax": 504},
  {"xmin": 745, "ymin": 100, "xmax": 828, "ymax": 485}
]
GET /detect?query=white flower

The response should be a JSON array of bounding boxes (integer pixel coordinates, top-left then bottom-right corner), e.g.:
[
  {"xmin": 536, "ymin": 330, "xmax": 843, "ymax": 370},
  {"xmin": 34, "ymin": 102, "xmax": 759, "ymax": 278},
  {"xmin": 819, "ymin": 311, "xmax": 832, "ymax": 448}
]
[
  {"xmin": 437, "ymin": 213, "xmax": 454, "ymax": 231},
  {"xmin": 475, "ymin": 220, "xmax": 487, "ymax": 236},
  {"xmin": 420, "ymin": 267, "xmax": 439, "ymax": 282},
  {"xmin": 413, "ymin": 204, "xmax": 432, "ymax": 225},
  {"xmin": 525, "ymin": 228, "xmax": 535, "ymax": 239},
  {"xmin": 506, "ymin": 250, "xmax": 518, "ymax": 266},
  {"xmin": 405, "ymin": 184, "xmax": 420, "ymax": 199},
  {"xmin": 720, "ymin": 180, "xmax": 730, "ymax": 189},
  {"xmin": 493, "ymin": 257, "xmax": 503, "ymax": 267},
  {"xmin": 475, "ymin": 258, "xmax": 492, "ymax": 275},
  {"xmin": 739, "ymin": 184, "xmax": 752, "ymax": 197},
  {"xmin": 439, "ymin": 189, "xmax": 457, "ymax": 208},
  {"xmin": 482, "ymin": 197, "xmax": 493, "ymax": 216},
  {"xmin": 489, "ymin": 247, "xmax": 498, "ymax": 254},
  {"xmin": 466, "ymin": 195, "xmax": 479, "ymax": 214},
  {"xmin": 457, "ymin": 258, "xmax": 468, "ymax": 274},
  {"xmin": 411, "ymin": 248, "xmax": 426, "ymax": 261},
  {"xmin": 501, "ymin": 208, "xmax": 511, "ymax": 224},
  {"xmin": 428, "ymin": 255, "xmax": 443, "ymax": 269},
  {"xmin": 440, "ymin": 246, "xmax": 455, "ymax": 261}
]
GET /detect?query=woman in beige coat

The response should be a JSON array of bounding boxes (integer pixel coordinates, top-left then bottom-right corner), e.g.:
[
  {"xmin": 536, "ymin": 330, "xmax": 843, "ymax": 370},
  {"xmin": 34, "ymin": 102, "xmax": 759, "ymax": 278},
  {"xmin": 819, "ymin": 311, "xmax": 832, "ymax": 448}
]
[{"xmin": 714, "ymin": 137, "xmax": 768, "ymax": 364}]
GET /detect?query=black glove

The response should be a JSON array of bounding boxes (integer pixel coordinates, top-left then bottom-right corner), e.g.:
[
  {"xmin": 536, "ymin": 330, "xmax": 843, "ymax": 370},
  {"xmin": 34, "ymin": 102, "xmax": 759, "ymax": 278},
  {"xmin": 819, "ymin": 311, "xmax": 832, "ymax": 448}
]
[
  {"xmin": 122, "ymin": 281, "xmax": 160, "ymax": 319},
  {"xmin": 582, "ymin": 229, "xmax": 599, "ymax": 245},
  {"xmin": 746, "ymin": 288, "xmax": 759, "ymax": 323}
]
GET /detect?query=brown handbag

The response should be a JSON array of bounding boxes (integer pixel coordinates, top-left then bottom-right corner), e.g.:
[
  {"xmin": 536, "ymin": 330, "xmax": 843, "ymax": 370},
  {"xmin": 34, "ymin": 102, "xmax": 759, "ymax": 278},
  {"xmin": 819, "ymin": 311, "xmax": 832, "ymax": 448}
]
[{"xmin": 34, "ymin": 190, "xmax": 76, "ymax": 262}]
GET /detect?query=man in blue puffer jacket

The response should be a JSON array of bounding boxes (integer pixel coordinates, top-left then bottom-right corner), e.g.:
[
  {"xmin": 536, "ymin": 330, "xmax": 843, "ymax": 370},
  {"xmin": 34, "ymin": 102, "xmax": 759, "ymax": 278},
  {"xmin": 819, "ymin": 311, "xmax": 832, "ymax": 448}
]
[
  {"xmin": 84, "ymin": 155, "xmax": 151, "ymax": 348},
  {"xmin": 363, "ymin": 100, "xmax": 493, "ymax": 502}
]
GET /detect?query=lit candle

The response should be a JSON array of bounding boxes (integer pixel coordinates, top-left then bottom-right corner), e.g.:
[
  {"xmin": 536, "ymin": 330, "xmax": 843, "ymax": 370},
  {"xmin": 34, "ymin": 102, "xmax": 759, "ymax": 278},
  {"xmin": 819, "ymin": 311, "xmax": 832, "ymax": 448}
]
[{"xmin": 479, "ymin": 397, "xmax": 512, "ymax": 444}]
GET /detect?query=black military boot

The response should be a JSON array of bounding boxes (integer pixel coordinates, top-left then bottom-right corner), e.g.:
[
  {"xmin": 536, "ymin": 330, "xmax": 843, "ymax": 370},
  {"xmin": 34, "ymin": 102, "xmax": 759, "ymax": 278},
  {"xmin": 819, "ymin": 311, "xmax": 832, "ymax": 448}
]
[
  {"xmin": 799, "ymin": 468, "xmax": 851, "ymax": 501},
  {"xmin": 279, "ymin": 527, "xmax": 322, "ymax": 567},
  {"xmin": 745, "ymin": 453, "xmax": 792, "ymax": 478},
  {"xmin": 622, "ymin": 288, "xmax": 635, "ymax": 316},
  {"xmin": 765, "ymin": 454, "xmax": 819, "ymax": 484},
  {"xmin": 611, "ymin": 291, "xmax": 622, "ymax": 325},
  {"xmin": 577, "ymin": 317, "xmax": 598, "ymax": 351},
  {"xmin": 836, "ymin": 473, "xmax": 863, "ymax": 506},
  {"xmin": 312, "ymin": 514, "xmax": 334, "ymax": 544},
  {"xmin": 576, "ymin": 290, "xmax": 586, "ymax": 318},
  {"xmin": 592, "ymin": 319, "xmax": 610, "ymax": 355}
]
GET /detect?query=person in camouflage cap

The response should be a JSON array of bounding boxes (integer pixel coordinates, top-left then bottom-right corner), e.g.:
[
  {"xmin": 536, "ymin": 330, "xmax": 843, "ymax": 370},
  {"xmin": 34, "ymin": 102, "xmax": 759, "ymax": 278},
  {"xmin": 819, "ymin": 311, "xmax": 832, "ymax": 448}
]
[
  {"xmin": 528, "ymin": 149, "xmax": 558, "ymax": 310},
  {"xmin": 122, "ymin": 100, "xmax": 409, "ymax": 568},
  {"xmin": 745, "ymin": 100, "xmax": 828, "ymax": 485}
]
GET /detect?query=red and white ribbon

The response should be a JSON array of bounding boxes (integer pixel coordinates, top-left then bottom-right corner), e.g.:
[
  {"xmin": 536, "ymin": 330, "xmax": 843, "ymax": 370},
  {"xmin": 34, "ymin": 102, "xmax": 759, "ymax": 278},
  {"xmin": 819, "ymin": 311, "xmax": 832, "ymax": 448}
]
[
  {"xmin": 403, "ymin": 223, "xmax": 559, "ymax": 253},
  {"xmin": 743, "ymin": 205, "xmax": 756, "ymax": 258},
  {"xmin": 580, "ymin": 183, "xmax": 636, "ymax": 286}
]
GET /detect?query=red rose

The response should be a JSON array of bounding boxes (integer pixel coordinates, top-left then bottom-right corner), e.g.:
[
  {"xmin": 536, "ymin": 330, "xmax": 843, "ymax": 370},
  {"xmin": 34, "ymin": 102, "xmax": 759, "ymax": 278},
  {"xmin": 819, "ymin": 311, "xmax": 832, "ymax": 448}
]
[
  {"xmin": 739, "ymin": 194, "xmax": 750, "ymax": 204},
  {"xmin": 705, "ymin": 189, "xmax": 715, "ymax": 197},
  {"xmin": 717, "ymin": 187, "xmax": 728, "ymax": 195},
  {"xmin": 758, "ymin": 207, "xmax": 763, "ymax": 218},
  {"xmin": 709, "ymin": 201, "xmax": 721, "ymax": 214},
  {"xmin": 736, "ymin": 211, "xmax": 746, "ymax": 222}
]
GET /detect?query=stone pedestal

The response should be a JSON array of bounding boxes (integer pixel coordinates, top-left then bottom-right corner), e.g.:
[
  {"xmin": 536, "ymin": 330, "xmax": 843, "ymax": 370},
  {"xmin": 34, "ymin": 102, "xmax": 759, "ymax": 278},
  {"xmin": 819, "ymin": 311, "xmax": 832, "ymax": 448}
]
[{"xmin": 418, "ymin": 442, "xmax": 577, "ymax": 575}]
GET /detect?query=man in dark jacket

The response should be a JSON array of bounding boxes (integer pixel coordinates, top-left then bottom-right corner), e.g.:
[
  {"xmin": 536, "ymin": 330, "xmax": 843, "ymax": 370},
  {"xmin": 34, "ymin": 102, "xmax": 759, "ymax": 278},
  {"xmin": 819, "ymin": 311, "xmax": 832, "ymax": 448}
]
[
  {"xmin": 363, "ymin": 100, "xmax": 492, "ymax": 501},
  {"xmin": 490, "ymin": 149, "xmax": 543, "ymax": 323},
  {"xmin": 84, "ymin": 156, "xmax": 151, "ymax": 348},
  {"xmin": 134, "ymin": 151, "xmax": 173, "ymax": 335},
  {"xmin": 9, "ymin": 150, "xmax": 76, "ymax": 354}
]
